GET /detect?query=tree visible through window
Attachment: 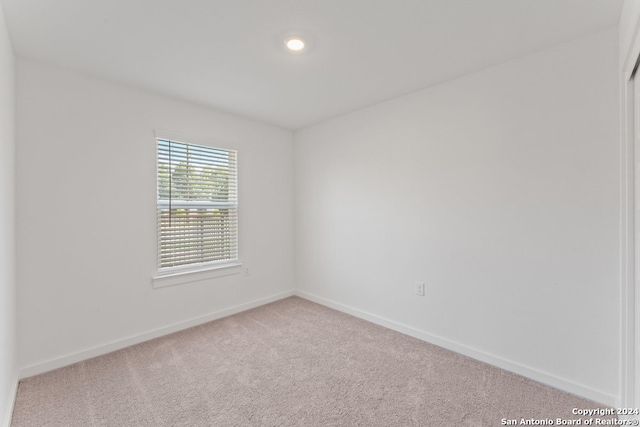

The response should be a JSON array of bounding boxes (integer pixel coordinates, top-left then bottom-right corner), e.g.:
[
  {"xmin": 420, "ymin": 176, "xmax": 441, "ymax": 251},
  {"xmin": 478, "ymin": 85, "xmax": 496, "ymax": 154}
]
[{"xmin": 156, "ymin": 138, "xmax": 238, "ymax": 271}]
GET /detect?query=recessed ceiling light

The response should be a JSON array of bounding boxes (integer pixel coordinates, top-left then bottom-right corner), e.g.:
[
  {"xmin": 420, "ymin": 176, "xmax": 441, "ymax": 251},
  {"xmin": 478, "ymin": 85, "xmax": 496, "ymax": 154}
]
[{"xmin": 285, "ymin": 37, "xmax": 306, "ymax": 52}]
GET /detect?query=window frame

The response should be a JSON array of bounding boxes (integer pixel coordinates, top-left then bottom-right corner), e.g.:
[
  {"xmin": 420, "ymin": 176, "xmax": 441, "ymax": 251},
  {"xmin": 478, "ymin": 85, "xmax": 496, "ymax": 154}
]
[{"xmin": 152, "ymin": 133, "xmax": 241, "ymax": 288}]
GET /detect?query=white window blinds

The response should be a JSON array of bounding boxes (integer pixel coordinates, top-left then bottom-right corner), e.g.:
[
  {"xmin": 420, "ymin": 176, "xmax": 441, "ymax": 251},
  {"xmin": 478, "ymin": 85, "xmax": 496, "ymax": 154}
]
[{"xmin": 157, "ymin": 138, "xmax": 238, "ymax": 271}]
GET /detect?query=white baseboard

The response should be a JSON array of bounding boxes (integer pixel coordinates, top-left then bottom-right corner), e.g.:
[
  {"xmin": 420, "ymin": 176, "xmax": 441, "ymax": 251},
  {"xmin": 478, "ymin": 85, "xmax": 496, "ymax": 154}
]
[
  {"xmin": 19, "ymin": 290, "xmax": 295, "ymax": 379},
  {"xmin": 2, "ymin": 372, "xmax": 18, "ymax": 427},
  {"xmin": 16, "ymin": 289, "xmax": 618, "ymax": 407},
  {"xmin": 295, "ymin": 290, "xmax": 618, "ymax": 407}
]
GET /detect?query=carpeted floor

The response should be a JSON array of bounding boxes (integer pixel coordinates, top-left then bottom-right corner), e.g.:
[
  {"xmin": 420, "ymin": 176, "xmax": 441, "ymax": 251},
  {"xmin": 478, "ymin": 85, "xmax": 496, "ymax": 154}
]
[{"xmin": 12, "ymin": 296, "xmax": 615, "ymax": 426}]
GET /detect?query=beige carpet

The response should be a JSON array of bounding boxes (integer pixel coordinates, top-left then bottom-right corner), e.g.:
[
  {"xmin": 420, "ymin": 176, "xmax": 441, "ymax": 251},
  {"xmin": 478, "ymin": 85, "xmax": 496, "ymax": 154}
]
[{"xmin": 12, "ymin": 296, "xmax": 614, "ymax": 426}]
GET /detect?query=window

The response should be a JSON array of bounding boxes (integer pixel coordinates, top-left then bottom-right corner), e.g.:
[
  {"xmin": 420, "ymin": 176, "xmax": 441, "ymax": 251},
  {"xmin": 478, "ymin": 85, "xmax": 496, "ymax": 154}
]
[{"xmin": 156, "ymin": 138, "xmax": 238, "ymax": 275}]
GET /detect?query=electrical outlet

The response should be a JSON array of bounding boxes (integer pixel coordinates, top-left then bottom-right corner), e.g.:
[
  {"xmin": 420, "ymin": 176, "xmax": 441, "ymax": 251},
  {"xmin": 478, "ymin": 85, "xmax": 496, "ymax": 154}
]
[
  {"xmin": 415, "ymin": 281, "xmax": 425, "ymax": 296},
  {"xmin": 244, "ymin": 267, "xmax": 250, "ymax": 276}
]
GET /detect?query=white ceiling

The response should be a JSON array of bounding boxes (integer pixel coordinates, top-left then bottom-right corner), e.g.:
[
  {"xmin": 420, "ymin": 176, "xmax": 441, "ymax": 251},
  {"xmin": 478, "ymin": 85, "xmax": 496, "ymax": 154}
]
[{"xmin": 1, "ymin": 0, "xmax": 623, "ymax": 129}]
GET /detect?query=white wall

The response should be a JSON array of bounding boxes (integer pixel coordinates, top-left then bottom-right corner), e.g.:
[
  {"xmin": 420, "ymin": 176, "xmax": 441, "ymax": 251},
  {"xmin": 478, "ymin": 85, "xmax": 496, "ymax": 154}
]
[
  {"xmin": 10, "ymin": 12, "xmax": 621, "ymax": 412},
  {"xmin": 16, "ymin": 59, "xmax": 295, "ymax": 373},
  {"xmin": 294, "ymin": 29, "xmax": 620, "ymax": 404},
  {"xmin": 0, "ymin": 2, "xmax": 16, "ymax": 426}
]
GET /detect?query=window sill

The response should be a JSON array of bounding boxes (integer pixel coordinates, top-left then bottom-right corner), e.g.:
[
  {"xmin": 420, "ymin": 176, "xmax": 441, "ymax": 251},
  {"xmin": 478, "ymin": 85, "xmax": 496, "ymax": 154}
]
[{"xmin": 152, "ymin": 263, "xmax": 242, "ymax": 289}]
